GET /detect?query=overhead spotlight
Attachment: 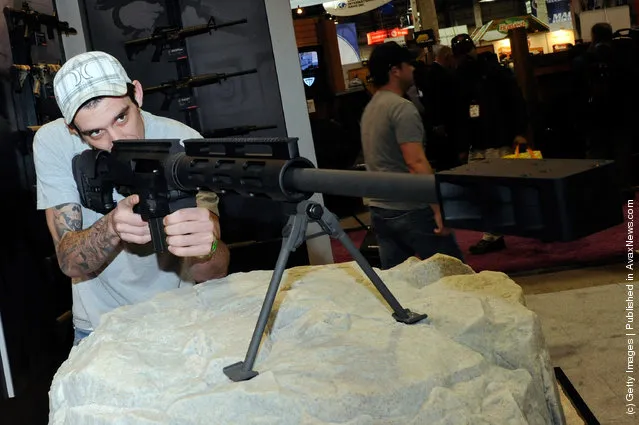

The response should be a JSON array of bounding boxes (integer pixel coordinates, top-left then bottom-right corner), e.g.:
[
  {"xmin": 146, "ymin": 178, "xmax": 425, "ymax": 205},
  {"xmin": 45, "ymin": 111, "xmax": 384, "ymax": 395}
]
[{"xmin": 296, "ymin": 6, "xmax": 303, "ymax": 14}]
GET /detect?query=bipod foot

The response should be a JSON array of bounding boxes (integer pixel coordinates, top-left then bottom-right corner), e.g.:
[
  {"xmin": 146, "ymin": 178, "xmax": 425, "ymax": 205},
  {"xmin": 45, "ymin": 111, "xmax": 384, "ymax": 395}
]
[
  {"xmin": 393, "ymin": 309, "xmax": 428, "ymax": 324},
  {"xmin": 223, "ymin": 361, "xmax": 259, "ymax": 382},
  {"xmin": 307, "ymin": 202, "xmax": 429, "ymax": 326}
]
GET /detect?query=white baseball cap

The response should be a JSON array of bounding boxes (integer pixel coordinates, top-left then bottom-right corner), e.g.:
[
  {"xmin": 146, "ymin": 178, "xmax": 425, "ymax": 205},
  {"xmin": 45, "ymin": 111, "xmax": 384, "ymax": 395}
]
[{"xmin": 54, "ymin": 51, "xmax": 132, "ymax": 124}]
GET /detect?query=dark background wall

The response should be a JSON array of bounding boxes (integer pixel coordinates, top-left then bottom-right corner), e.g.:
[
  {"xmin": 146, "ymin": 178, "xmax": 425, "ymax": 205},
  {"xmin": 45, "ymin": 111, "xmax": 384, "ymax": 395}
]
[
  {"xmin": 81, "ymin": 0, "xmax": 287, "ymax": 135},
  {"xmin": 1, "ymin": 0, "xmax": 74, "ymax": 405}
]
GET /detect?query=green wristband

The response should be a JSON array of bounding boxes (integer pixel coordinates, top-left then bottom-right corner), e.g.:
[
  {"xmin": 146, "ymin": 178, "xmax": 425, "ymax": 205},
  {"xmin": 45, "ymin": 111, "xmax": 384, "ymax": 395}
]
[{"xmin": 210, "ymin": 239, "xmax": 218, "ymax": 253}]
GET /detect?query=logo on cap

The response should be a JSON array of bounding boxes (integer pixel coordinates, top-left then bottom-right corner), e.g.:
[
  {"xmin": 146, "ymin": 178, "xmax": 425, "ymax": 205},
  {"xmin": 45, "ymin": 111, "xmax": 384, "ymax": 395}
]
[{"xmin": 66, "ymin": 63, "xmax": 95, "ymax": 87}]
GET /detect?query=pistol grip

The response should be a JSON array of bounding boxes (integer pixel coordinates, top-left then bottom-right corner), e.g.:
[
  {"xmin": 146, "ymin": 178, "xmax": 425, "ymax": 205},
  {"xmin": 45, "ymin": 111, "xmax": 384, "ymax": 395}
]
[{"xmin": 148, "ymin": 217, "xmax": 168, "ymax": 253}]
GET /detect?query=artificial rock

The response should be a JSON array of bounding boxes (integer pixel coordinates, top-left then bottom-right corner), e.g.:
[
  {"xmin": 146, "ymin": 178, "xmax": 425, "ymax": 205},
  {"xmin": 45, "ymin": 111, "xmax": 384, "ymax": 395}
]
[{"xmin": 49, "ymin": 254, "xmax": 565, "ymax": 425}]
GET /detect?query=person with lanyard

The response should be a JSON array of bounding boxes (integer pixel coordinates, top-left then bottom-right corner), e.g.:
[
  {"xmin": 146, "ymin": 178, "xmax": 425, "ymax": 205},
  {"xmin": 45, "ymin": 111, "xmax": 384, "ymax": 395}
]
[
  {"xmin": 33, "ymin": 51, "xmax": 230, "ymax": 345},
  {"xmin": 451, "ymin": 34, "xmax": 528, "ymax": 255}
]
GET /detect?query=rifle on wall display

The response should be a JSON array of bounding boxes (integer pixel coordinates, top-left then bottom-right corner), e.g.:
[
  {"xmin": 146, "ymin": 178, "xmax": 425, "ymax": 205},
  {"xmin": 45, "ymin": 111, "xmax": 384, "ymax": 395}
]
[
  {"xmin": 124, "ymin": 16, "xmax": 248, "ymax": 62},
  {"xmin": 143, "ymin": 69, "xmax": 258, "ymax": 110},
  {"xmin": 3, "ymin": 1, "xmax": 77, "ymax": 48}
]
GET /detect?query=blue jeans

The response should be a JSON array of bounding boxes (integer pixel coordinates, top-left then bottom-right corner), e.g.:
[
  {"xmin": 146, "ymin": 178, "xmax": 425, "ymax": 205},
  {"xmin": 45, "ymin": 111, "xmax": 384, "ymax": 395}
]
[
  {"xmin": 370, "ymin": 206, "xmax": 464, "ymax": 270},
  {"xmin": 73, "ymin": 328, "xmax": 92, "ymax": 346}
]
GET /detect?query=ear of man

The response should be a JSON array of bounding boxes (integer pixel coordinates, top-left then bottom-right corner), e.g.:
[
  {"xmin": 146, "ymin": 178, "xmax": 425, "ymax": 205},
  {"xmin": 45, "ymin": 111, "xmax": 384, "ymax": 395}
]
[{"xmin": 132, "ymin": 80, "xmax": 144, "ymax": 109}]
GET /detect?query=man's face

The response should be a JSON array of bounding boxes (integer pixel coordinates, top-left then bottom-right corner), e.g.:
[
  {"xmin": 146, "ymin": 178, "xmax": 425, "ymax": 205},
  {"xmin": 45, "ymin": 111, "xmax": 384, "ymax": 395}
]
[
  {"xmin": 73, "ymin": 95, "xmax": 144, "ymax": 152},
  {"xmin": 393, "ymin": 62, "xmax": 414, "ymax": 91}
]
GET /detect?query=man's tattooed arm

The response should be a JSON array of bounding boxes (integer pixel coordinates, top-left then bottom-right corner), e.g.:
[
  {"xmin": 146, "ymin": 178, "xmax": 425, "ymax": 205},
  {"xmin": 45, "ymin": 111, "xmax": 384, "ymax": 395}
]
[{"xmin": 45, "ymin": 203, "xmax": 121, "ymax": 278}]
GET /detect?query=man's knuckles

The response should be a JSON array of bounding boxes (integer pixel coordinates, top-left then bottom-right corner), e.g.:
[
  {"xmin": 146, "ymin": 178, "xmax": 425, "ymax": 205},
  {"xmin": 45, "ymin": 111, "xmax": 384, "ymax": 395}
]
[
  {"xmin": 165, "ymin": 219, "xmax": 214, "ymax": 236},
  {"xmin": 165, "ymin": 208, "xmax": 214, "ymax": 225},
  {"xmin": 167, "ymin": 232, "xmax": 214, "ymax": 247}
]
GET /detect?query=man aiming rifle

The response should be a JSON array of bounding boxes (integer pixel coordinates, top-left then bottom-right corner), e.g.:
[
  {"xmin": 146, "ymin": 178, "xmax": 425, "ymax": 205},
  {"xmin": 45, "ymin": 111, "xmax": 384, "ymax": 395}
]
[{"xmin": 33, "ymin": 51, "xmax": 230, "ymax": 346}]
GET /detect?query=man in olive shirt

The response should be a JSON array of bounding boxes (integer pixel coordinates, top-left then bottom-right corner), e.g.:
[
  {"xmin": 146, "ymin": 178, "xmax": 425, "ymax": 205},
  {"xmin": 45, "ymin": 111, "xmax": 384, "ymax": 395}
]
[{"xmin": 361, "ymin": 42, "xmax": 463, "ymax": 269}]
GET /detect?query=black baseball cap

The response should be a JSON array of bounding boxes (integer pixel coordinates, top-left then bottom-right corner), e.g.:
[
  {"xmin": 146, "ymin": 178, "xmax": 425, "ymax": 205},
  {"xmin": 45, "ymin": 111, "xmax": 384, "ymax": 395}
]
[
  {"xmin": 451, "ymin": 34, "xmax": 476, "ymax": 56},
  {"xmin": 368, "ymin": 42, "xmax": 416, "ymax": 85}
]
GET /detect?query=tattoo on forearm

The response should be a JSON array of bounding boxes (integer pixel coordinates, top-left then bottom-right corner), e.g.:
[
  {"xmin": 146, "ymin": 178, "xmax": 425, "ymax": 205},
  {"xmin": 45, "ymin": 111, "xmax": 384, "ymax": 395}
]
[
  {"xmin": 53, "ymin": 204, "xmax": 81, "ymax": 240},
  {"xmin": 51, "ymin": 203, "xmax": 120, "ymax": 277}
]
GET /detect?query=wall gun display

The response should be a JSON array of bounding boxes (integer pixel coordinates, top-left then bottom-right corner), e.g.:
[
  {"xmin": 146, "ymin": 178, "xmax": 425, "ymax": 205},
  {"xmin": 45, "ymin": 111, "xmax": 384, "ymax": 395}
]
[
  {"xmin": 143, "ymin": 69, "xmax": 258, "ymax": 110},
  {"xmin": 71, "ymin": 137, "xmax": 622, "ymax": 381},
  {"xmin": 124, "ymin": 16, "xmax": 248, "ymax": 62},
  {"xmin": 3, "ymin": 1, "xmax": 77, "ymax": 44}
]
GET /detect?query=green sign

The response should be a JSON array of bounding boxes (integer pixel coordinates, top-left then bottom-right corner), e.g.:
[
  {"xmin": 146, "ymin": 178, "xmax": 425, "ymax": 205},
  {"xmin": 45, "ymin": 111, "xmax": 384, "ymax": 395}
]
[{"xmin": 497, "ymin": 18, "xmax": 529, "ymax": 34}]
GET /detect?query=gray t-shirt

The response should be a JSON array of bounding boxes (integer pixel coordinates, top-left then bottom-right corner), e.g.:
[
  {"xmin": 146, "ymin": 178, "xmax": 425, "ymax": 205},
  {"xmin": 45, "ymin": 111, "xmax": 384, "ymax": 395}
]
[
  {"xmin": 360, "ymin": 90, "xmax": 428, "ymax": 210},
  {"xmin": 34, "ymin": 110, "xmax": 219, "ymax": 331}
]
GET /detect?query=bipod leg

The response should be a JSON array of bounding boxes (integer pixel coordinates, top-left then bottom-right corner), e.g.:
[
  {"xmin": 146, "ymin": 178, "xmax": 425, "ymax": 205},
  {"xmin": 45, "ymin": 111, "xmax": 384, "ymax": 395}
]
[
  {"xmin": 223, "ymin": 205, "xmax": 310, "ymax": 382},
  {"xmin": 306, "ymin": 202, "xmax": 428, "ymax": 325}
]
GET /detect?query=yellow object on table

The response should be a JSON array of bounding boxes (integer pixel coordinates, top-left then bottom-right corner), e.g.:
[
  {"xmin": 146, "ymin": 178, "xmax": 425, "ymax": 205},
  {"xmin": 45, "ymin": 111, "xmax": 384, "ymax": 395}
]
[{"xmin": 502, "ymin": 144, "xmax": 543, "ymax": 159}]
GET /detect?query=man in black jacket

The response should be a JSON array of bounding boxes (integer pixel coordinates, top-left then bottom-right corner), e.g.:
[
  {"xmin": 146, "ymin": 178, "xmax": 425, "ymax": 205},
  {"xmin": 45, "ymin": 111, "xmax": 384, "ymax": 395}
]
[
  {"xmin": 572, "ymin": 23, "xmax": 635, "ymax": 194},
  {"xmin": 451, "ymin": 34, "xmax": 528, "ymax": 255},
  {"xmin": 420, "ymin": 44, "xmax": 459, "ymax": 171}
]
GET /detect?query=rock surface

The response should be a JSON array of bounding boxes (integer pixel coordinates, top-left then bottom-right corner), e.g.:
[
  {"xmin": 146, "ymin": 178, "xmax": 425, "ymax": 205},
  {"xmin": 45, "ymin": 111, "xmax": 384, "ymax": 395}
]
[{"xmin": 49, "ymin": 255, "xmax": 565, "ymax": 425}]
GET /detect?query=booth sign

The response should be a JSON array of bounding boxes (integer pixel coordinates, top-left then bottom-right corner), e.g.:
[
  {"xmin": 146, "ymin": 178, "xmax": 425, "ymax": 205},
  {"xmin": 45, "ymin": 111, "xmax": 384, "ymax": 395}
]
[
  {"xmin": 498, "ymin": 18, "xmax": 529, "ymax": 33},
  {"xmin": 367, "ymin": 28, "xmax": 409, "ymax": 45},
  {"xmin": 414, "ymin": 29, "xmax": 436, "ymax": 47},
  {"xmin": 546, "ymin": 0, "xmax": 571, "ymax": 24},
  {"xmin": 324, "ymin": 0, "xmax": 393, "ymax": 17}
]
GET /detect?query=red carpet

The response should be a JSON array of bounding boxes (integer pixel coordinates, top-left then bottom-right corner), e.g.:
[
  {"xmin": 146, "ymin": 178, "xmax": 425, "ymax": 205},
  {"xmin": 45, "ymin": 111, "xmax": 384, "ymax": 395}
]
[{"xmin": 333, "ymin": 219, "xmax": 630, "ymax": 274}]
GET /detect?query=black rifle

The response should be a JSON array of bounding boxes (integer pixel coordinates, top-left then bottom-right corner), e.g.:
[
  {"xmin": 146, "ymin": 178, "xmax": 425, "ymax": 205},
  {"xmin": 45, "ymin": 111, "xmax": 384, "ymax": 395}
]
[
  {"xmin": 71, "ymin": 138, "xmax": 620, "ymax": 382},
  {"xmin": 124, "ymin": 16, "xmax": 248, "ymax": 62},
  {"xmin": 3, "ymin": 2, "xmax": 77, "ymax": 44},
  {"xmin": 143, "ymin": 69, "xmax": 257, "ymax": 110},
  {"xmin": 71, "ymin": 137, "xmax": 436, "ymax": 382},
  {"xmin": 203, "ymin": 125, "xmax": 277, "ymax": 138}
]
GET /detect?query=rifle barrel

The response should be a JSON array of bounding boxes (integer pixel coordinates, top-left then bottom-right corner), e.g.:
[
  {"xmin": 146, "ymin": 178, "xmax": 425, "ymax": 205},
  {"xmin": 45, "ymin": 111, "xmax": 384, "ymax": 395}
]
[
  {"xmin": 125, "ymin": 36, "xmax": 155, "ymax": 48},
  {"xmin": 284, "ymin": 168, "xmax": 438, "ymax": 203},
  {"xmin": 208, "ymin": 18, "xmax": 248, "ymax": 30},
  {"xmin": 143, "ymin": 82, "xmax": 173, "ymax": 95},
  {"xmin": 189, "ymin": 69, "xmax": 257, "ymax": 88}
]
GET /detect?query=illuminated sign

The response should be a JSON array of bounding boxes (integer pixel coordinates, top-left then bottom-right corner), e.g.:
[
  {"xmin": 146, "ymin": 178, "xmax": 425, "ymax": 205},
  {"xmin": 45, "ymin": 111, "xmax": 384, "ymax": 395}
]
[
  {"xmin": 323, "ymin": 0, "xmax": 392, "ymax": 17},
  {"xmin": 498, "ymin": 20, "xmax": 528, "ymax": 33},
  {"xmin": 414, "ymin": 29, "xmax": 436, "ymax": 47},
  {"xmin": 366, "ymin": 28, "xmax": 409, "ymax": 45},
  {"xmin": 303, "ymin": 77, "xmax": 316, "ymax": 87}
]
